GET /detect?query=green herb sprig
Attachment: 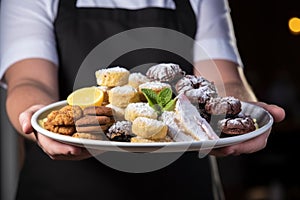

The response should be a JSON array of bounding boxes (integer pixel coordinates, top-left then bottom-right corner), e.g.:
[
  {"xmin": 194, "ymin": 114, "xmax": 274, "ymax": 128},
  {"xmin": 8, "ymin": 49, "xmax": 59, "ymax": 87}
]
[{"xmin": 141, "ymin": 88, "xmax": 176, "ymax": 115}]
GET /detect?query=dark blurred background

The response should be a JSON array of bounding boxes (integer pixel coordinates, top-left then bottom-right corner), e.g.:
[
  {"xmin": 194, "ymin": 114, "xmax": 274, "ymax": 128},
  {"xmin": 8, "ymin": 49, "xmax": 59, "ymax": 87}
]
[
  {"xmin": 1, "ymin": 0, "xmax": 300, "ymax": 200},
  {"xmin": 218, "ymin": 0, "xmax": 300, "ymax": 199}
]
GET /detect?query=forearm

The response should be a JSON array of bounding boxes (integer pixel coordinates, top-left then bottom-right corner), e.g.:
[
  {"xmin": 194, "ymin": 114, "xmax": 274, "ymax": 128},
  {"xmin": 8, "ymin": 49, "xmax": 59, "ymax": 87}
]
[
  {"xmin": 5, "ymin": 59, "xmax": 59, "ymax": 140},
  {"xmin": 221, "ymin": 81, "xmax": 257, "ymax": 102},
  {"xmin": 6, "ymin": 83, "xmax": 57, "ymax": 137},
  {"xmin": 194, "ymin": 59, "xmax": 257, "ymax": 102},
  {"xmin": 215, "ymin": 66, "xmax": 257, "ymax": 102}
]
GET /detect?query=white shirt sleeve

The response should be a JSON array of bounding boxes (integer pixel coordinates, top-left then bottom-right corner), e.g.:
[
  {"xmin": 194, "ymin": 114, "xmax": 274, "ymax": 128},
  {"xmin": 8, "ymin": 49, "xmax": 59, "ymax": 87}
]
[
  {"xmin": 191, "ymin": 0, "xmax": 243, "ymax": 66},
  {"xmin": 0, "ymin": 0, "xmax": 59, "ymax": 86},
  {"xmin": 0, "ymin": 0, "xmax": 242, "ymax": 88}
]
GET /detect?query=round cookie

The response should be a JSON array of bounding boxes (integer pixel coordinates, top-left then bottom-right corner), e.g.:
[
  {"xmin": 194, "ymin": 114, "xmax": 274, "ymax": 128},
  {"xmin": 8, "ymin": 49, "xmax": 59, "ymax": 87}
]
[
  {"xmin": 72, "ymin": 132, "xmax": 106, "ymax": 140},
  {"xmin": 138, "ymin": 81, "xmax": 172, "ymax": 102},
  {"xmin": 132, "ymin": 117, "xmax": 168, "ymax": 140},
  {"xmin": 95, "ymin": 66, "xmax": 130, "ymax": 87},
  {"xmin": 124, "ymin": 102, "xmax": 158, "ymax": 122},
  {"xmin": 46, "ymin": 105, "xmax": 83, "ymax": 126},
  {"xmin": 75, "ymin": 124, "xmax": 112, "ymax": 133},
  {"xmin": 218, "ymin": 116, "xmax": 256, "ymax": 135},
  {"xmin": 97, "ymin": 86, "xmax": 111, "ymax": 105},
  {"xmin": 130, "ymin": 136, "xmax": 173, "ymax": 143},
  {"xmin": 108, "ymin": 85, "xmax": 140, "ymax": 108},
  {"xmin": 175, "ymin": 75, "xmax": 217, "ymax": 104},
  {"xmin": 83, "ymin": 106, "xmax": 113, "ymax": 116},
  {"xmin": 59, "ymin": 105, "xmax": 83, "ymax": 120},
  {"xmin": 205, "ymin": 96, "xmax": 242, "ymax": 116},
  {"xmin": 43, "ymin": 121, "xmax": 76, "ymax": 135},
  {"xmin": 139, "ymin": 81, "xmax": 172, "ymax": 94},
  {"xmin": 75, "ymin": 115, "xmax": 114, "ymax": 126},
  {"xmin": 106, "ymin": 121, "xmax": 134, "ymax": 142},
  {"xmin": 46, "ymin": 110, "xmax": 75, "ymax": 126},
  {"xmin": 146, "ymin": 63, "xmax": 185, "ymax": 83},
  {"xmin": 128, "ymin": 72, "xmax": 150, "ymax": 89},
  {"xmin": 106, "ymin": 104, "xmax": 125, "ymax": 121}
]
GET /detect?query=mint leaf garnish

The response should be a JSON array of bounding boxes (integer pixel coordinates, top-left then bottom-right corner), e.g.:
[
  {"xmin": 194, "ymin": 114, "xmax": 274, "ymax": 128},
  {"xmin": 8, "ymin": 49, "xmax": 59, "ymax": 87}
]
[
  {"xmin": 141, "ymin": 88, "xmax": 157, "ymax": 107},
  {"xmin": 163, "ymin": 99, "xmax": 176, "ymax": 111},
  {"xmin": 157, "ymin": 88, "xmax": 173, "ymax": 107},
  {"xmin": 141, "ymin": 87, "xmax": 176, "ymax": 115}
]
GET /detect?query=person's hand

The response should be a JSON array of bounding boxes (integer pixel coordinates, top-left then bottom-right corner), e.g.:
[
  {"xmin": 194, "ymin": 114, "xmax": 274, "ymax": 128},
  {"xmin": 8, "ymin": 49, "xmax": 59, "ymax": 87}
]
[
  {"xmin": 210, "ymin": 102, "xmax": 285, "ymax": 156},
  {"xmin": 19, "ymin": 105, "xmax": 103, "ymax": 160}
]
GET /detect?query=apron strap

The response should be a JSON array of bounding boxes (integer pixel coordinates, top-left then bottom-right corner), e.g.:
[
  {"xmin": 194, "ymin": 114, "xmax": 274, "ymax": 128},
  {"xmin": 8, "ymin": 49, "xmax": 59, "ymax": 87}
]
[
  {"xmin": 173, "ymin": 0, "xmax": 197, "ymax": 38},
  {"xmin": 56, "ymin": 0, "xmax": 197, "ymax": 39}
]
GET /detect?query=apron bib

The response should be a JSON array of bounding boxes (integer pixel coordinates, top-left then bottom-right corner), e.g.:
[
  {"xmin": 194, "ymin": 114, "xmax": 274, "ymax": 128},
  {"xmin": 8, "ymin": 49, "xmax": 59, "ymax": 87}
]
[
  {"xmin": 54, "ymin": 0, "xmax": 197, "ymax": 98},
  {"xmin": 16, "ymin": 1, "xmax": 214, "ymax": 199}
]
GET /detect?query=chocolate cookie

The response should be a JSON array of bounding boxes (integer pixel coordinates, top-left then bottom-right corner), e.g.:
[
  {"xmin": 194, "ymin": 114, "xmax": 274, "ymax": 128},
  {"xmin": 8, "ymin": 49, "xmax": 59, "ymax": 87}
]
[
  {"xmin": 146, "ymin": 63, "xmax": 185, "ymax": 83},
  {"xmin": 106, "ymin": 121, "xmax": 134, "ymax": 142},
  {"xmin": 218, "ymin": 116, "xmax": 256, "ymax": 135},
  {"xmin": 83, "ymin": 106, "xmax": 113, "ymax": 116},
  {"xmin": 76, "ymin": 124, "xmax": 112, "ymax": 133},
  {"xmin": 175, "ymin": 75, "xmax": 217, "ymax": 104},
  {"xmin": 75, "ymin": 116, "xmax": 114, "ymax": 126},
  {"xmin": 205, "ymin": 96, "xmax": 242, "ymax": 116}
]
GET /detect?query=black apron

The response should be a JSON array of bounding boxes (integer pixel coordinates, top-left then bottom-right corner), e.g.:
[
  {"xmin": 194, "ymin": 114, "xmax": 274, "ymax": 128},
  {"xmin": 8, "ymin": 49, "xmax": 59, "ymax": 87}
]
[{"xmin": 16, "ymin": 1, "xmax": 214, "ymax": 199}]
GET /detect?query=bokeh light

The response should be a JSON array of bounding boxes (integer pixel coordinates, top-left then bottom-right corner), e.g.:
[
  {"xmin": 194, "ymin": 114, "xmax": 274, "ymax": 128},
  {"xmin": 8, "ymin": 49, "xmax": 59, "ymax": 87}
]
[{"xmin": 288, "ymin": 17, "xmax": 300, "ymax": 35}]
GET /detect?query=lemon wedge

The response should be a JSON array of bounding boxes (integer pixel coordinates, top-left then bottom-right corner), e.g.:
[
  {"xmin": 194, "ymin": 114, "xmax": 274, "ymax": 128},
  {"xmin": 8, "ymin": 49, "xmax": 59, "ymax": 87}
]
[{"xmin": 67, "ymin": 86, "xmax": 104, "ymax": 108}]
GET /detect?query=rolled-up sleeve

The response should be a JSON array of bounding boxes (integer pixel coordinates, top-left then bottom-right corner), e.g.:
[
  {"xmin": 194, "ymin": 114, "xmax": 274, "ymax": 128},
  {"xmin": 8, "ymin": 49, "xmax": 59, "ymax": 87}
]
[
  {"xmin": 0, "ymin": 0, "xmax": 59, "ymax": 86},
  {"xmin": 191, "ymin": 0, "xmax": 243, "ymax": 66}
]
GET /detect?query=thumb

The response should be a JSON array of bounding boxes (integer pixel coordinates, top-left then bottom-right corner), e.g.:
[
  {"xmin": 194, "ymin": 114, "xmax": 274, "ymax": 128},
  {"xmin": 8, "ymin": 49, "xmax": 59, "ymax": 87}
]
[{"xmin": 19, "ymin": 105, "xmax": 45, "ymax": 134}]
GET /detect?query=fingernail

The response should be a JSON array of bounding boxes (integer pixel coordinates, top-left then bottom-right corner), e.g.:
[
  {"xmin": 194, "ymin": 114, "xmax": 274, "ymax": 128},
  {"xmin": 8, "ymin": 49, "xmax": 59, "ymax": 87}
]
[{"xmin": 21, "ymin": 122, "xmax": 27, "ymax": 132}]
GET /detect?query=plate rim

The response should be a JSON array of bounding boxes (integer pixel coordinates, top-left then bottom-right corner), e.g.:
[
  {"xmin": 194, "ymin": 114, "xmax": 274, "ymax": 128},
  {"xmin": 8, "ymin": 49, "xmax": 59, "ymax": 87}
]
[{"xmin": 31, "ymin": 100, "xmax": 274, "ymax": 153}]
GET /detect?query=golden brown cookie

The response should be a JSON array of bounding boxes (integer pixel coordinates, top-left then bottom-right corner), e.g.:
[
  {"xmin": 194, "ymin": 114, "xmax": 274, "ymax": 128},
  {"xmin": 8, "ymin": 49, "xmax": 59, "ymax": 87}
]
[
  {"xmin": 108, "ymin": 85, "xmax": 140, "ymax": 108},
  {"xmin": 46, "ymin": 110, "xmax": 75, "ymax": 126},
  {"xmin": 128, "ymin": 72, "xmax": 150, "ymax": 89},
  {"xmin": 43, "ymin": 121, "xmax": 76, "ymax": 135},
  {"xmin": 75, "ymin": 115, "xmax": 115, "ymax": 126},
  {"xmin": 75, "ymin": 124, "xmax": 112, "ymax": 133},
  {"xmin": 95, "ymin": 66, "xmax": 130, "ymax": 87},
  {"xmin": 59, "ymin": 105, "xmax": 83, "ymax": 120},
  {"xmin": 131, "ymin": 117, "xmax": 168, "ymax": 140},
  {"xmin": 83, "ymin": 106, "xmax": 113, "ymax": 116},
  {"xmin": 72, "ymin": 132, "xmax": 106, "ymax": 140},
  {"xmin": 124, "ymin": 102, "xmax": 158, "ymax": 122},
  {"xmin": 45, "ymin": 105, "xmax": 83, "ymax": 126},
  {"xmin": 131, "ymin": 136, "xmax": 173, "ymax": 143}
]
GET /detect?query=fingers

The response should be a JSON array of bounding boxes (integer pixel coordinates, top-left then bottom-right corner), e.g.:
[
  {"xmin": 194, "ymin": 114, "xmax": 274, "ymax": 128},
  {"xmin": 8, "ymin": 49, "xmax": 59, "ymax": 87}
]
[
  {"xmin": 210, "ymin": 130, "xmax": 271, "ymax": 157},
  {"xmin": 208, "ymin": 101, "xmax": 284, "ymax": 157},
  {"xmin": 19, "ymin": 104, "xmax": 45, "ymax": 134},
  {"xmin": 19, "ymin": 104, "xmax": 105, "ymax": 161},
  {"xmin": 253, "ymin": 102, "xmax": 286, "ymax": 123},
  {"xmin": 35, "ymin": 133, "xmax": 104, "ymax": 161}
]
